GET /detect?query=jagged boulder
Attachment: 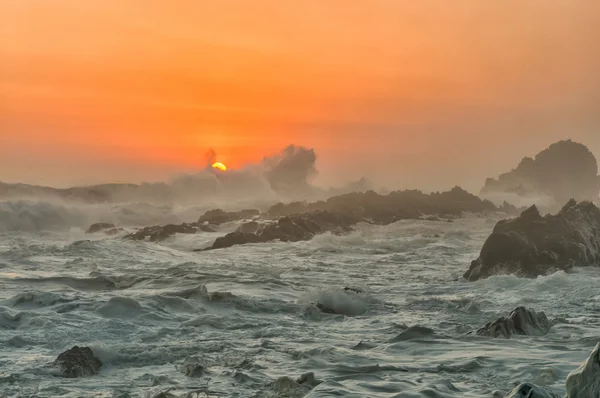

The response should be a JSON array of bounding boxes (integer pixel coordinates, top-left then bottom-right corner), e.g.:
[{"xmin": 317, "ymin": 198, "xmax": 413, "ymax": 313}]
[
  {"xmin": 473, "ymin": 307, "xmax": 551, "ymax": 338},
  {"xmin": 52, "ymin": 346, "xmax": 102, "ymax": 378},
  {"xmin": 482, "ymin": 139, "xmax": 600, "ymax": 204},
  {"xmin": 86, "ymin": 223, "xmax": 116, "ymax": 233},
  {"xmin": 464, "ymin": 200, "xmax": 600, "ymax": 280}
]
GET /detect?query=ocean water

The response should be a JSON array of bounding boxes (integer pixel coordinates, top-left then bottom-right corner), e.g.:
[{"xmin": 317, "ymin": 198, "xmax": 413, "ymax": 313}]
[{"xmin": 1, "ymin": 215, "xmax": 599, "ymax": 397}]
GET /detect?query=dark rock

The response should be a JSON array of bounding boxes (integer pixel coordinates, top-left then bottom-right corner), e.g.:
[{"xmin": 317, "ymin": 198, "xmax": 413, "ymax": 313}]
[
  {"xmin": 199, "ymin": 187, "xmax": 498, "ymax": 250},
  {"xmin": 52, "ymin": 346, "xmax": 102, "ymax": 378},
  {"xmin": 390, "ymin": 326, "xmax": 436, "ymax": 342},
  {"xmin": 202, "ymin": 210, "xmax": 357, "ymax": 250},
  {"xmin": 198, "ymin": 208, "xmax": 259, "ymax": 225},
  {"xmin": 343, "ymin": 287, "xmax": 363, "ymax": 294},
  {"xmin": 124, "ymin": 223, "xmax": 216, "ymax": 242},
  {"xmin": 473, "ymin": 307, "xmax": 551, "ymax": 338},
  {"xmin": 202, "ymin": 232, "xmax": 263, "ymax": 250},
  {"xmin": 482, "ymin": 139, "xmax": 600, "ymax": 205},
  {"xmin": 86, "ymin": 223, "xmax": 115, "ymax": 233},
  {"xmin": 464, "ymin": 200, "xmax": 600, "ymax": 280},
  {"xmin": 296, "ymin": 372, "xmax": 322, "ymax": 388}
]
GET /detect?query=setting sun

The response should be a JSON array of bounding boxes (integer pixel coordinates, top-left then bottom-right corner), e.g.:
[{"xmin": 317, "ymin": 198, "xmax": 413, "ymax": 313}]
[{"xmin": 212, "ymin": 162, "xmax": 227, "ymax": 172}]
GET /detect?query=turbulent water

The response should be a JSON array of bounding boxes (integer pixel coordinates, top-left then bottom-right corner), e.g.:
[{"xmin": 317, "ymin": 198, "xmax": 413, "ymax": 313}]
[{"xmin": 1, "ymin": 215, "xmax": 599, "ymax": 397}]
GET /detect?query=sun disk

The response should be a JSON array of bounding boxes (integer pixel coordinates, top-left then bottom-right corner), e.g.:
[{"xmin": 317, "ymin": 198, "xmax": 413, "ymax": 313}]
[{"xmin": 212, "ymin": 162, "xmax": 227, "ymax": 171}]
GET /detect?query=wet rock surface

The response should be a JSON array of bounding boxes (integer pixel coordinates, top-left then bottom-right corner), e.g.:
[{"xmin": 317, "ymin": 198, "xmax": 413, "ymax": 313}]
[
  {"xmin": 201, "ymin": 210, "xmax": 356, "ymax": 251},
  {"xmin": 52, "ymin": 346, "xmax": 102, "ymax": 378},
  {"xmin": 464, "ymin": 200, "xmax": 600, "ymax": 280},
  {"xmin": 473, "ymin": 307, "xmax": 552, "ymax": 338}
]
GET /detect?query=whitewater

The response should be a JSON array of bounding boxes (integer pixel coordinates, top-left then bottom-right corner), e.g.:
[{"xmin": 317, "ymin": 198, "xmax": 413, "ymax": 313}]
[{"xmin": 1, "ymin": 213, "xmax": 599, "ymax": 397}]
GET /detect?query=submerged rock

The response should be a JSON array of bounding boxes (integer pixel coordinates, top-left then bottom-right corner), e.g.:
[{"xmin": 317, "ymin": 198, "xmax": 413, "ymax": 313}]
[
  {"xmin": 474, "ymin": 307, "xmax": 551, "ymax": 338},
  {"xmin": 464, "ymin": 200, "xmax": 600, "ymax": 280},
  {"xmin": 52, "ymin": 346, "xmax": 102, "ymax": 378},
  {"xmin": 86, "ymin": 223, "xmax": 115, "ymax": 233},
  {"xmin": 504, "ymin": 382, "xmax": 560, "ymax": 398},
  {"xmin": 482, "ymin": 139, "xmax": 600, "ymax": 205},
  {"xmin": 177, "ymin": 362, "xmax": 206, "ymax": 377},
  {"xmin": 272, "ymin": 372, "xmax": 322, "ymax": 396}
]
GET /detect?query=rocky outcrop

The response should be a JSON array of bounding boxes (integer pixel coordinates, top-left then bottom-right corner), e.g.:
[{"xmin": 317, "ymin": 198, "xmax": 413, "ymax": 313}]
[
  {"xmin": 197, "ymin": 208, "xmax": 259, "ymax": 225},
  {"xmin": 86, "ymin": 223, "xmax": 116, "ymax": 233},
  {"xmin": 198, "ymin": 187, "xmax": 501, "ymax": 250},
  {"xmin": 52, "ymin": 346, "xmax": 102, "ymax": 378},
  {"xmin": 505, "ymin": 343, "xmax": 600, "ymax": 398},
  {"xmin": 464, "ymin": 200, "xmax": 600, "ymax": 280},
  {"xmin": 264, "ymin": 187, "xmax": 498, "ymax": 224},
  {"xmin": 201, "ymin": 210, "xmax": 357, "ymax": 251},
  {"xmin": 124, "ymin": 223, "xmax": 216, "ymax": 242},
  {"xmin": 120, "ymin": 207, "xmax": 258, "ymax": 242},
  {"xmin": 482, "ymin": 140, "xmax": 600, "ymax": 205},
  {"xmin": 122, "ymin": 186, "xmax": 501, "ymax": 248},
  {"xmin": 473, "ymin": 307, "xmax": 551, "ymax": 338}
]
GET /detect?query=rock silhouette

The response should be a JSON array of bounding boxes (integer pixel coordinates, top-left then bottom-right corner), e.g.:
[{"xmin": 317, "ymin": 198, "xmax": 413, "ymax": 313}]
[
  {"xmin": 482, "ymin": 140, "xmax": 600, "ymax": 205},
  {"xmin": 464, "ymin": 200, "xmax": 600, "ymax": 280}
]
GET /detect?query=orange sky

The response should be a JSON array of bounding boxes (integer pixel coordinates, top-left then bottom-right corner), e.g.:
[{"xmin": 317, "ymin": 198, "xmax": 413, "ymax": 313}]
[{"xmin": 2, "ymin": 0, "xmax": 600, "ymax": 190}]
